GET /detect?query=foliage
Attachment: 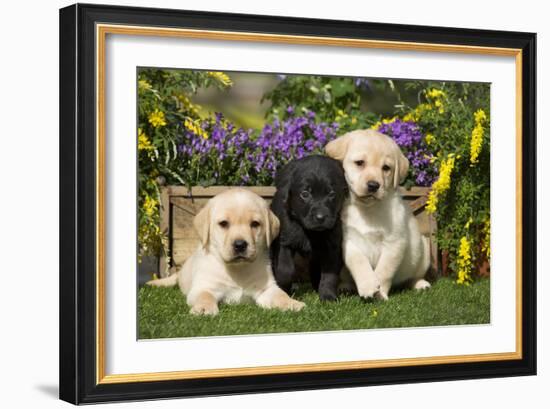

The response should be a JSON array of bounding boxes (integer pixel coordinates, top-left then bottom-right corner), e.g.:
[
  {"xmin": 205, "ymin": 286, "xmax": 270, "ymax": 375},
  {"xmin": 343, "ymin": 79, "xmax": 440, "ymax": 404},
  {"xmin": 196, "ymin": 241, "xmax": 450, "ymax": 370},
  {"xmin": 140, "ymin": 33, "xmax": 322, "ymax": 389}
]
[
  {"xmin": 263, "ymin": 75, "xmax": 380, "ymax": 132},
  {"xmin": 137, "ymin": 69, "xmax": 232, "ymax": 259},
  {"xmin": 394, "ymin": 82, "xmax": 491, "ymax": 283}
]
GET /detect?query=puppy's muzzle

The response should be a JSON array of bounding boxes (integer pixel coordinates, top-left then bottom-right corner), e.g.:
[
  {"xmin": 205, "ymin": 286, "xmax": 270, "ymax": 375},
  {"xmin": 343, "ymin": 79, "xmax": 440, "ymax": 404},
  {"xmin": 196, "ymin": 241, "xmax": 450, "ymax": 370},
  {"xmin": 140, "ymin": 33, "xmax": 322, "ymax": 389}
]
[
  {"xmin": 233, "ymin": 239, "xmax": 248, "ymax": 254},
  {"xmin": 367, "ymin": 181, "xmax": 380, "ymax": 193},
  {"xmin": 314, "ymin": 213, "xmax": 326, "ymax": 223}
]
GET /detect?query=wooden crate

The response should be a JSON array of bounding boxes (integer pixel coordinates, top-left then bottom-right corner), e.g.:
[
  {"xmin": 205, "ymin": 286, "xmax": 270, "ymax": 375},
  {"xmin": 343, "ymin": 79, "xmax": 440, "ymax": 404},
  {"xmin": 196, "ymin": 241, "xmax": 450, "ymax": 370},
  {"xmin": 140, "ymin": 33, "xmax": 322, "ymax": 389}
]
[{"xmin": 159, "ymin": 186, "xmax": 437, "ymax": 277}]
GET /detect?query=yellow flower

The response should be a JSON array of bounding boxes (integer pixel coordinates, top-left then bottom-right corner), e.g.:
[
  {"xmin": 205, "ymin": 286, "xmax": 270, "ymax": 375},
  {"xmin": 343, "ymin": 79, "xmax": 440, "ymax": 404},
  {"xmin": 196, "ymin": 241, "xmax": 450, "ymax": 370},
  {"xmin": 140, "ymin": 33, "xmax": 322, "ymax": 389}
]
[
  {"xmin": 148, "ymin": 109, "xmax": 167, "ymax": 128},
  {"xmin": 184, "ymin": 118, "xmax": 209, "ymax": 139},
  {"xmin": 207, "ymin": 71, "xmax": 233, "ymax": 87},
  {"xmin": 434, "ymin": 99, "xmax": 445, "ymax": 114},
  {"xmin": 481, "ymin": 216, "xmax": 491, "ymax": 258},
  {"xmin": 138, "ymin": 79, "xmax": 152, "ymax": 90},
  {"xmin": 178, "ymin": 94, "xmax": 200, "ymax": 116},
  {"xmin": 426, "ymin": 155, "xmax": 455, "ymax": 214},
  {"xmin": 372, "ymin": 309, "xmax": 378, "ymax": 317},
  {"xmin": 425, "ymin": 89, "xmax": 446, "ymax": 114},
  {"xmin": 351, "ymin": 117, "xmax": 357, "ymax": 125},
  {"xmin": 474, "ymin": 109, "xmax": 487, "ymax": 123},
  {"xmin": 138, "ymin": 128, "xmax": 153, "ymax": 151},
  {"xmin": 456, "ymin": 236, "xmax": 472, "ymax": 285},
  {"xmin": 470, "ymin": 109, "xmax": 487, "ymax": 164},
  {"xmin": 143, "ymin": 195, "xmax": 158, "ymax": 217},
  {"xmin": 425, "ymin": 133, "xmax": 435, "ymax": 145},
  {"xmin": 426, "ymin": 88, "xmax": 446, "ymax": 99},
  {"xmin": 371, "ymin": 116, "xmax": 398, "ymax": 130},
  {"xmin": 403, "ymin": 112, "xmax": 414, "ymax": 122}
]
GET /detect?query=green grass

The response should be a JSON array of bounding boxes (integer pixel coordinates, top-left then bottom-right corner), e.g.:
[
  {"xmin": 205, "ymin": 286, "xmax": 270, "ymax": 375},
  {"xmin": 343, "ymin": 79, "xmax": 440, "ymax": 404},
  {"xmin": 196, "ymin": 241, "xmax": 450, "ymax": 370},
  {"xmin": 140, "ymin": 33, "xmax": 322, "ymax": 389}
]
[{"xmin": 138, "ymin": 278, "xmax": 490, "ymax": 339}]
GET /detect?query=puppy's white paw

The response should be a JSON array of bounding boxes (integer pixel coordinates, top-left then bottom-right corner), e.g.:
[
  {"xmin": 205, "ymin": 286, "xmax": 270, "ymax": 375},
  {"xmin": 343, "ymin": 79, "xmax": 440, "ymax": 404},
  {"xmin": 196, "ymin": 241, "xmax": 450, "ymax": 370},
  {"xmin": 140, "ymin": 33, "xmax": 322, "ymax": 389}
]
[
  {"xmin": 413, "ymin": 279, "xmax": 431, "ymax": 291},
  {"xmin": 375, "ymin": 290, "xmax": 389, "ymax": 301},
  {"xmin": 190, "ymin": 302, "xmax": 219, "ymax": 316},
  {"xmin": 285, "ymin": 298, "xmax": 306, "ymax": 312},
  {"xmin": 357, "ymin": 283, "xmax": 380, "ymax": 300}
]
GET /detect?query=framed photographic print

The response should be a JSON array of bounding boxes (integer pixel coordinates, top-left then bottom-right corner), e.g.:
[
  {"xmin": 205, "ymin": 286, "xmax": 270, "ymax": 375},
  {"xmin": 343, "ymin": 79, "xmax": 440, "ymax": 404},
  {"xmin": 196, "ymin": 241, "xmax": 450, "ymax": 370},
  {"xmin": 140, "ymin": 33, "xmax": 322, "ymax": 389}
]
[{"xmin": 59, "ymin": 3, "xmax": 536, "ymax": 404}]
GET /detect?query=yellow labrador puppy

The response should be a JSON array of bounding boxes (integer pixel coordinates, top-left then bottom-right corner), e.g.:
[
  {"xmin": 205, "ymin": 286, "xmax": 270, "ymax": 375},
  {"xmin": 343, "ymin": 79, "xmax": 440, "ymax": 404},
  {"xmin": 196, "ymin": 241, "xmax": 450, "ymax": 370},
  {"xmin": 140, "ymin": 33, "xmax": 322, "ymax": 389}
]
[
  {"xmin": 147, "ymin": 188, "xmax": 305, "ymax": 315},
  {"xmin": 326, "ymin": 129, "xmax": 431, "ymax": 300}
]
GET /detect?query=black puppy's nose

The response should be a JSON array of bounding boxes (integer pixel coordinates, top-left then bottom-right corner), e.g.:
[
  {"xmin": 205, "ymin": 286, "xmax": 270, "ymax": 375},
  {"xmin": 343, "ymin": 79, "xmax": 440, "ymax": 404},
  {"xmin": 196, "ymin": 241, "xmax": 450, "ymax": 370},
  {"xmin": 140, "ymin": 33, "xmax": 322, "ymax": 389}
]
[
  {"xmin": 233, "ymin": 239, "xmax": 248, "ymax": 253},
  {"xmin": 315, "ymin": 213, "xmax": 326, "ymax": 222},
  {"xmin": 367, "ymin": 181, "xmax": 380, "ymax": 193}
]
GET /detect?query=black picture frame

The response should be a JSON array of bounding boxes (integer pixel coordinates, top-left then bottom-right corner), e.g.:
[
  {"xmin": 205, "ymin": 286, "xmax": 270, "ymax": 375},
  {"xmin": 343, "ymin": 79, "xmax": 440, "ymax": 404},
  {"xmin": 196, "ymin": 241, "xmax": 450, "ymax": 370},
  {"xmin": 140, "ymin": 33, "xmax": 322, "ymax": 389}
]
[{"xmin": 59, "ymin": 3, "xmax": 536, "ymax": 404}]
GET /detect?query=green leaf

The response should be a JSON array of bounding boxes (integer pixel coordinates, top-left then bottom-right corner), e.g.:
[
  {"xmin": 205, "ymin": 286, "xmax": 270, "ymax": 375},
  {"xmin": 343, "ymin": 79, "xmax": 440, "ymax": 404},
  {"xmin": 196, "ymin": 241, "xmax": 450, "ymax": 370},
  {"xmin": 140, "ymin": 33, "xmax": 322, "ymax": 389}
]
[{"xmin": 330, "ymin": 78, "xmax": 354, "ymax": 98}]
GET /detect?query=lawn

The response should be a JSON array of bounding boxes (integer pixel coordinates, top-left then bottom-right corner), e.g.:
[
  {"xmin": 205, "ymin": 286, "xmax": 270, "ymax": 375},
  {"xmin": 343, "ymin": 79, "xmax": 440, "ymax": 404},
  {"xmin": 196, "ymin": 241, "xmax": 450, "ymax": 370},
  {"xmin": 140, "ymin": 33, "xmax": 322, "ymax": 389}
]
[{"xmin": 138, "ymin": 278, "xmax": 490, "ymax": 339}]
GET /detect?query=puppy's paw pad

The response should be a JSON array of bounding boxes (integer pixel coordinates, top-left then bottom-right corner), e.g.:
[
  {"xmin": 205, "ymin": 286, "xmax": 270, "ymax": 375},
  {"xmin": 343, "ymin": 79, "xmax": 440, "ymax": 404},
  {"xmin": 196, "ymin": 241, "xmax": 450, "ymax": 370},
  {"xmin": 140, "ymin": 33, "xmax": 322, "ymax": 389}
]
[
  {"xmin": 414, "ymin": 279, "xmax": 431, "ymax": 291},
  {"xmin": 190, "ymin": 303, "xmax": 219, "ymax": 316}
]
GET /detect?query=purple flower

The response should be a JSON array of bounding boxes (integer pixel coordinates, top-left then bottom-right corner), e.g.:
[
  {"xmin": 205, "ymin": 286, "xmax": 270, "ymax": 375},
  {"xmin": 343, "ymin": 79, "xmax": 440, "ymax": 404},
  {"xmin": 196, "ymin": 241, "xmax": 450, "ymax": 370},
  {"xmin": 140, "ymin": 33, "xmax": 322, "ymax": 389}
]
[
  {"xmin": 377, "ymin": 119, "xmax": 436, "ymax": 186},
  {"xmin": 176, "ymin": 107, "xmax": 341, "ymax": 186},
  {"xmin": 354, "ymin": 78, "xmax": 371, "ymax": 89}
]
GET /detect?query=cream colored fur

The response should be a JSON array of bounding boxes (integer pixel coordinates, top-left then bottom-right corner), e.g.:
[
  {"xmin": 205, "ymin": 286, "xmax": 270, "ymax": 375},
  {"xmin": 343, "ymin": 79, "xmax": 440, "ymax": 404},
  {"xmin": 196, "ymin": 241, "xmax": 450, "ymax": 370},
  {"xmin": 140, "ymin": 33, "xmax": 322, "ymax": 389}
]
[
  {"xmin": 326, "ymin": 130, "xmax": 430, "ymax": 300},
  {"xmin": 147, "ymin": 188, "xmax": 305, "ymax": 315}
]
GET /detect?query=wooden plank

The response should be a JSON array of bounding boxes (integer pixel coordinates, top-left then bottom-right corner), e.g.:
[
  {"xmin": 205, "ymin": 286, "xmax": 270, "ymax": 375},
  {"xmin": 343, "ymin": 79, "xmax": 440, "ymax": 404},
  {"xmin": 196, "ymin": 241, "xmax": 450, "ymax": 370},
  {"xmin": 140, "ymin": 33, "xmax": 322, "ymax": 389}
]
[
  {"xmin": 167, "ymin": 185, "xmax": 429, "ymax": 198},
  {"xmin": 172, "ymin": 238, "xmax": 199, "ymax": 267},
  {"xmin": 398, "ymin": 186, "xmax": 431, "ymax": 196},
  {"xmin": 167, "ymin": 185, "xmax": 277, "ymax": 198}
]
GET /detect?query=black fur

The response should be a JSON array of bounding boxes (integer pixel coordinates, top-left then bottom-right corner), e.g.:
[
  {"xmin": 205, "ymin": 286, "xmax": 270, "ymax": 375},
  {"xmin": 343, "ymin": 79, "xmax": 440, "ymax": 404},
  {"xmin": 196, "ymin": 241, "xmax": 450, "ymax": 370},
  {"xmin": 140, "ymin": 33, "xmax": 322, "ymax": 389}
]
[{"xmin": 270, "ymin": 155, "xmax": 347, "ymax": 301}]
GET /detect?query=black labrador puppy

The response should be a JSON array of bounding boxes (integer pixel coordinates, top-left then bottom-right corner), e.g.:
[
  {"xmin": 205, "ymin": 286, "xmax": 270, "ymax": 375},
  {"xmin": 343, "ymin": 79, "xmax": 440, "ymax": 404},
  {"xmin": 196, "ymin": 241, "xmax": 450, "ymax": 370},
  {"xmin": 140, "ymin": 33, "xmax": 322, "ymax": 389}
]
[{"xmin": 270, "ymin": 155, "xmax": 347, "ymax": 301}]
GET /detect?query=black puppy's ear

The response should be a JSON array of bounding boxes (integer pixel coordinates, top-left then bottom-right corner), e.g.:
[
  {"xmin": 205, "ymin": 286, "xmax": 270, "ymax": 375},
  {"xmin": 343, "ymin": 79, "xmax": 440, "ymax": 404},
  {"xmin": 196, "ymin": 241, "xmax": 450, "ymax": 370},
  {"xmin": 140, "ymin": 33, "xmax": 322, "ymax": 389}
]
[{"xmin": 273, "ymin": 161, "xmax": 297, "ymax": 206}]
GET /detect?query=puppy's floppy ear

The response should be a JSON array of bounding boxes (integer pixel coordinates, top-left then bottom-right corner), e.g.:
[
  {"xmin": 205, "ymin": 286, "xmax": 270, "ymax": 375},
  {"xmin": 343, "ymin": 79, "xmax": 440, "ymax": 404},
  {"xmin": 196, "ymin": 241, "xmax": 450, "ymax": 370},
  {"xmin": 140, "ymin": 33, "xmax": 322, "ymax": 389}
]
[
  {"xmin": 325, "ymin": 133, "xmax": 351, "ymax": 161},
  {"xmin": 193, "ymin": 202, "xmax": 211, "ymax": 248},
  {"xmin": 264, "ymin": 208, "xmax": 280, "ymax": 246},
  {"xmin": 393, "ymin": 148, "xmax": 410, "ymax": 188},
  {"xmin": 273, "ymin": 160, "xmax": 297, "ymax": 207}
]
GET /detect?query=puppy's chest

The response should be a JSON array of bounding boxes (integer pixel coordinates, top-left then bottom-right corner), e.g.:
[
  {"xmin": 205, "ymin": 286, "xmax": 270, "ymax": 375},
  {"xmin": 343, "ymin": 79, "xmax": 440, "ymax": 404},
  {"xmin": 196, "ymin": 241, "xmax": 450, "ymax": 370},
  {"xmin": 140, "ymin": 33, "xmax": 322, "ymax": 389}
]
[
  {"xmin": 220, "ymin": 268, "xmax": 268, "ymax": 304},
  {"xmin": 343, "ymin": 208, "xmax": 390, "ymax": 245}
]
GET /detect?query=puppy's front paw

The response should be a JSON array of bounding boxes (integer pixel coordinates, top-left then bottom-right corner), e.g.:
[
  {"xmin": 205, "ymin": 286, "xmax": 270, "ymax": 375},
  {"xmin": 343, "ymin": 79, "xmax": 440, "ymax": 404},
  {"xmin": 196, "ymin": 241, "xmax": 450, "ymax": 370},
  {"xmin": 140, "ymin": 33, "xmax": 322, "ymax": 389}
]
[
  {"xmin": 374, "ymin": 290, "xmax": 389, "ymax": 301},
  {"xmin": 319, "ymin": 289, "xmax": 338, "ymax": 302},
  {"xmin": 357, "ymin": 283, "xmax": 380, "ymax": 300},
  {"xmin": 190, "ymin": 302, "xmax": 219, "ymax": 316},
  {"xmin": 413, "ymin": 279, "xmax": 431, "ymax": 291},
  {"xmin": 280, "ymin": 298, "xmax": 305, "ymax": 312}
]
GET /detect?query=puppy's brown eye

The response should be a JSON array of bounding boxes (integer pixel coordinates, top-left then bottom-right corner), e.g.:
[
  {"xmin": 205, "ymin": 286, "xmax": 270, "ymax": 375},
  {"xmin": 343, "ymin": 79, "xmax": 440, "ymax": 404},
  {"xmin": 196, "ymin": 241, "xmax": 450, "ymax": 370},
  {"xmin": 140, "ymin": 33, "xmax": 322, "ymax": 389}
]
[
  {"xmin": 354, "ymin": 160, "xmax": 365, "ymax": 167},
  {"xmin": 218, "ymin": 220, "xmax": 229, "ymax": 228},
  {"xmin": 300, "ymin": 190, "xmax": 312, "ymax": 200},
  {"xmin": 382, "ymin": 165, "xmax": 391, "ymax": 172},
  {"xmin": 250, "ymin": 221, "xmax": 261, "ymax": 229}
]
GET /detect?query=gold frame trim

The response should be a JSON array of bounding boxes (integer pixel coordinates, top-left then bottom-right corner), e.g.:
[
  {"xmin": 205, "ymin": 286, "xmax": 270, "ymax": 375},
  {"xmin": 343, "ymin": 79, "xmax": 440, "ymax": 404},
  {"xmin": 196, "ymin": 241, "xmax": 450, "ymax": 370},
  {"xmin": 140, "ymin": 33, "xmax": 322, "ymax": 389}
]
[{"xmin": 96, "ymin": 23, "xmax": 523, "ymax": 385}]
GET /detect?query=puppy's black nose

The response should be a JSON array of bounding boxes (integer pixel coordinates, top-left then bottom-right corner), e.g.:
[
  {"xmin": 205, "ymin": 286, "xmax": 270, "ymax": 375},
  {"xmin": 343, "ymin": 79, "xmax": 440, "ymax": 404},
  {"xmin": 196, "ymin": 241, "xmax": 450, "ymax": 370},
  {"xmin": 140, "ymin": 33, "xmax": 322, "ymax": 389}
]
[
  {"xmin": 367, "ymin": 181, "xmax": 380, "ymax": 193},
  {"xmin": 315, "ymin": 213, "xmax": 326, "ymax": 223},
  {"xmin": 233, "ymin": 239, "xmax": 248, "ymax": 253}
]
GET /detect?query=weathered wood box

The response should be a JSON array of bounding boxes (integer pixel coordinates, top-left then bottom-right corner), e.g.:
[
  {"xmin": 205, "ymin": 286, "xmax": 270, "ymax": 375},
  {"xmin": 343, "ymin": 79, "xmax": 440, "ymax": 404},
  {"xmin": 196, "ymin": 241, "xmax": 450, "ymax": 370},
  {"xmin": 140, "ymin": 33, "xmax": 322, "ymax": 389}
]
[{"xmin": 159, "ymin": 186, "xmax": 437, "ymax": 277}]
